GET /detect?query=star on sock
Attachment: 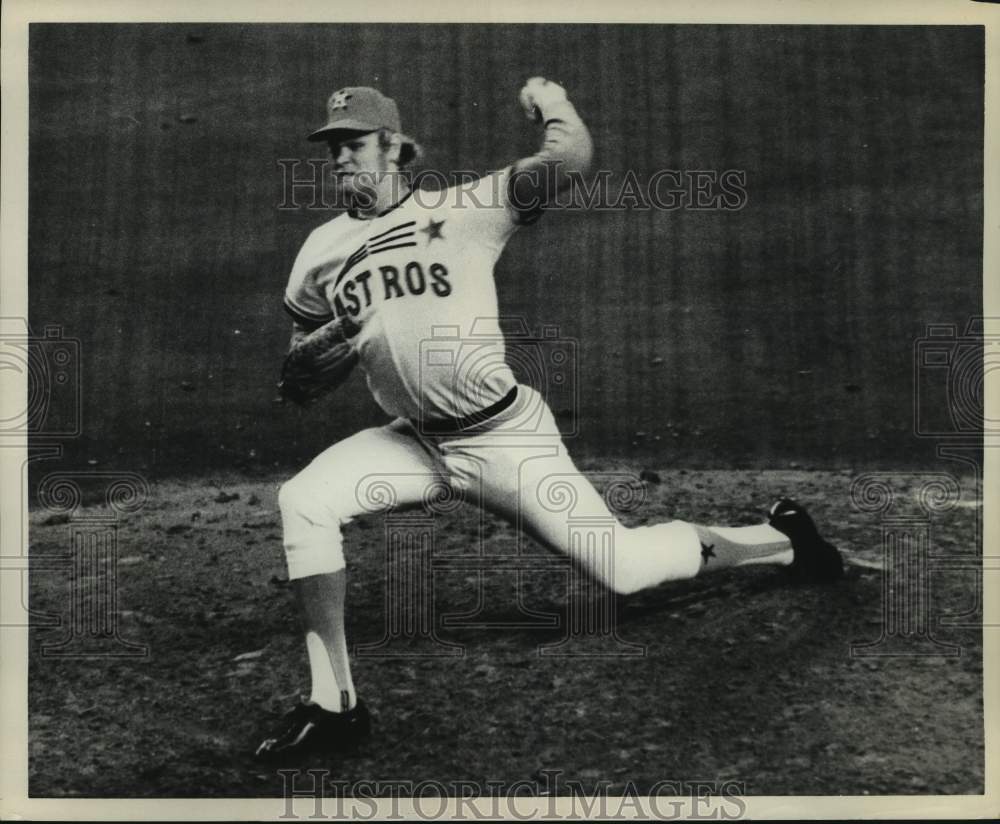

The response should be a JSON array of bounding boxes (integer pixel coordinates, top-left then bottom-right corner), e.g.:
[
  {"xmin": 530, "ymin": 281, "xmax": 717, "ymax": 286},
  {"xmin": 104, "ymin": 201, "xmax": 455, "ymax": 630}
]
[{"xmin": 700, "ymin": 542, "xmax": 716, "ymax": 564}]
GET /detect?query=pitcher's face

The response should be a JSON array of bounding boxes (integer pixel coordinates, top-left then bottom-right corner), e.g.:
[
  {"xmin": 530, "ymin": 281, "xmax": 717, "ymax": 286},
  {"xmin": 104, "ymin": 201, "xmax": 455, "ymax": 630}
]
[{"xmin": 328, "ymin": 132, "xmax": 392, "ymax": 198}]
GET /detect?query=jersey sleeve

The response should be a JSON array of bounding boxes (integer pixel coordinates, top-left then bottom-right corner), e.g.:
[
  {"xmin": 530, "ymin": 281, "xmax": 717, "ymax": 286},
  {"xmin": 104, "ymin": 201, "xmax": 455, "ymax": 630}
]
[
  {"xmin": 447, "ymin": 167, "xmax": 540, "ymax": 251},
  {"xmin": 283, "ymin": 230, "xmax": 336, "ymax": 326}
]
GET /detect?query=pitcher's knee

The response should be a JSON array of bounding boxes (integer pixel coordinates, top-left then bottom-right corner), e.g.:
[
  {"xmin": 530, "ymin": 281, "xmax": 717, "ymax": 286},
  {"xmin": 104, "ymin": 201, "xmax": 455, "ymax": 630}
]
[
  {"xmin": 605, "ymin": 563, "xmax": 649, "ymax": 597},
  {"xmin": 568, "ymin": 549, "xmax": 649, "ymax": 596},
  {"xmin": 277, "ymin": 476, "xmax": 308, "ymax": 516},
  {"xmin": 279, "ymin": 477, "xmax": 349, "ymax": 579},
  {"xmin": 279, "ymin": 474, "xmax": 345, "ymax": 530},
  {"xmin": 601, "ymin": 521, "xmax": 702, "ymax": 596}
]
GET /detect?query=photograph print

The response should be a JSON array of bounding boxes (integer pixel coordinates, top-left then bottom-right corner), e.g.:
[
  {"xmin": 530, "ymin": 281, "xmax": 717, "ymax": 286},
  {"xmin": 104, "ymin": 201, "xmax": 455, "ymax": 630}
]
[{"xmin": 12, "ymin": 13, "xmax": 991, "ymax": 814}]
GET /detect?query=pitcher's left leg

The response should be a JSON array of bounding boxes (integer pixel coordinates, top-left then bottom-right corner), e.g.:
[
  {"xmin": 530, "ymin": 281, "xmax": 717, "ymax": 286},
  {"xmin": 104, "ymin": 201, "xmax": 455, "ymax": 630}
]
[{"xmin": 441, "ymin": 387, "xmax": 840, "ymax": 596}]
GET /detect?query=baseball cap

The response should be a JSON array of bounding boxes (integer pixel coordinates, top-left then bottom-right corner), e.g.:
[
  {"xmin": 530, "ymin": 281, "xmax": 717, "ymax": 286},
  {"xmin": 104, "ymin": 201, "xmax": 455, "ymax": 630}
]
[{"xmin": 308, "ymin": 86, "xmax": 402, "ymax": 142}]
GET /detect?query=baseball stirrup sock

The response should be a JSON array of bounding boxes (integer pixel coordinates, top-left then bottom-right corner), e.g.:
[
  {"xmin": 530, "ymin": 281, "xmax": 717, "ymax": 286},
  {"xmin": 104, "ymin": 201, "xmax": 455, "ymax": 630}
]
[
  {"xmin": 691, "ymin": 523, "xmax": 792, "ymax": 573},
  {"xmin": 295, "ymin": 573, "xmax": 357, "ymax": 713},
  {"xmin": 305, "ymin": 631, "xmax": 356, "ymax": 712}
]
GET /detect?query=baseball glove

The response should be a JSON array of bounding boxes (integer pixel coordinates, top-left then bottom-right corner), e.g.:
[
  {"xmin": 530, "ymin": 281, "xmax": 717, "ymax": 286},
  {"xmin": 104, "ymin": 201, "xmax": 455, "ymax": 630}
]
[{"xmin": 278, "ymin": 315, "xmax": 360, "ymax": 407}]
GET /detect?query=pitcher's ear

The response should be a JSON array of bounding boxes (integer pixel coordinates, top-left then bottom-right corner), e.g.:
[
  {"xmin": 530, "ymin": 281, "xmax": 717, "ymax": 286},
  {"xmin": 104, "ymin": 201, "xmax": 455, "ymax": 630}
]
[{"xmin": 382, "ymin": 129, "xmax": 403, "ymax": 165}]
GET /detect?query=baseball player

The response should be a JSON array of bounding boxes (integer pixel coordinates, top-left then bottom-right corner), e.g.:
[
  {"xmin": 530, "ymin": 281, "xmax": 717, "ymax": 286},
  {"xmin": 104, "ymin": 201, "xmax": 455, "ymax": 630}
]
[{"xmin": 256, "ymin": 80, "xmax": 843, "ymax": 761}]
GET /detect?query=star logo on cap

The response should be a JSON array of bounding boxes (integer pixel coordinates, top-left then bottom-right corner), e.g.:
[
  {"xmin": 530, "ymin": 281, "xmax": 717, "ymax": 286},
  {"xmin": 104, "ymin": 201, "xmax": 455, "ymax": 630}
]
[{"xmin": 329, "ymin": 90, "xmax": 352, "ymax": 111}]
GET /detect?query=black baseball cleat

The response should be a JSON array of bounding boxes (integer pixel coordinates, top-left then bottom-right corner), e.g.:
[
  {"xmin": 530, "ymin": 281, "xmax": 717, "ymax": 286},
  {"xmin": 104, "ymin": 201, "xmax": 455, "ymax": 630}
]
[
  {"xmin": 768, "ymin": 499, "xmax": 844, "ymax": 583},
  {"xmin": 255, "ymin": 699, "xmax": 371, "ymax": 762}
]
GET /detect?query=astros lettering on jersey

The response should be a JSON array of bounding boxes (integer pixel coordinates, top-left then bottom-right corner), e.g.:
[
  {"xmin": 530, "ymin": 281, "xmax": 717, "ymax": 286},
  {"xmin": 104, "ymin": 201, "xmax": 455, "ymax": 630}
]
[{"xmin": 284, "ymin": 171, "xmax": 525, "ymax": 424}]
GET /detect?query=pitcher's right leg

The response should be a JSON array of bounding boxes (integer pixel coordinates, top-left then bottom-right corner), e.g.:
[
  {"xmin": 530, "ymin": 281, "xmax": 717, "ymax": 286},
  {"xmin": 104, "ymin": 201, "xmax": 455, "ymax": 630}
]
[{"xmin": 257, "ymin": 419, "xmax": 443, "ymax": 761}]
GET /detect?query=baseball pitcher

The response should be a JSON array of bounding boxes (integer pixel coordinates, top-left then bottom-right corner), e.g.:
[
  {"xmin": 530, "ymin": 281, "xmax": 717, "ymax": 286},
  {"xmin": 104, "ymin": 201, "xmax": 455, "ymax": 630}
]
[{"xmin": 256, "ymin": 80, "xmax": 842, "ymax": 761}]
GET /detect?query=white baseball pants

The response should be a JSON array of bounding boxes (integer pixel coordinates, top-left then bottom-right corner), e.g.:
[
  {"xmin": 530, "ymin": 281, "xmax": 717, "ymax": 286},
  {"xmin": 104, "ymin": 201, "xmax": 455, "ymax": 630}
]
[{"xmin": 278, "ymin": 385, "xmax": 702, "ymax": 595}]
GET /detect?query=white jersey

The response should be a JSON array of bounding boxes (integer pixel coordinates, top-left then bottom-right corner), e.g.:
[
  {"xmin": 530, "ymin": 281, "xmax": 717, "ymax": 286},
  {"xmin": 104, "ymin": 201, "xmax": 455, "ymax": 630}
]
[{"xmin": 285, "ymin": 169, "xmax": 526, "ymax": 423}]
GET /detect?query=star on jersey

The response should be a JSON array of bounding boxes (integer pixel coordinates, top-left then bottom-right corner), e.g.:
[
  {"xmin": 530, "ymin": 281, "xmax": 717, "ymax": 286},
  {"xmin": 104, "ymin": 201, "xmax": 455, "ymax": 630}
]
[
  {"xmin": 421, "ymin": 218, "xmax": 446, "ymax": 244},
  {"xmin": 700, "ymin": 542, "xmax": 716, "ymax": 564},
  {"xmin": 329, "ymin": 90, "xmax": 352, "ymax": 111}
]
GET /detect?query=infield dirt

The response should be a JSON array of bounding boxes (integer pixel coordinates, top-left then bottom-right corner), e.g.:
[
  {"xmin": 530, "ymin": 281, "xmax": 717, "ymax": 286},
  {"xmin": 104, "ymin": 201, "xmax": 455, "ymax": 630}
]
[{"xmin": 28, "ymin": 466, "xmax": 983, "ymax": 797}]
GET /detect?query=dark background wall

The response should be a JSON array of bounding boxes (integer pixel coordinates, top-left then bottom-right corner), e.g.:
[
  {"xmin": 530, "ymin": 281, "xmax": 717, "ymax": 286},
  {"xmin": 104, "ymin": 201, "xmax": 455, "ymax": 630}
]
[{"xmin": 28, "ymin": 24, "xmax": 984, "ymax": 477}]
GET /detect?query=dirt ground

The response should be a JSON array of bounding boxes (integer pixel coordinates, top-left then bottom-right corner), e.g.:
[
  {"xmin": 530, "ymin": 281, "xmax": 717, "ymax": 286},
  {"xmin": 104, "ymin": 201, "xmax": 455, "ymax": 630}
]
[{"xmin": 27, "ymin": 466, "xmax": 983, "ymax": 797}]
